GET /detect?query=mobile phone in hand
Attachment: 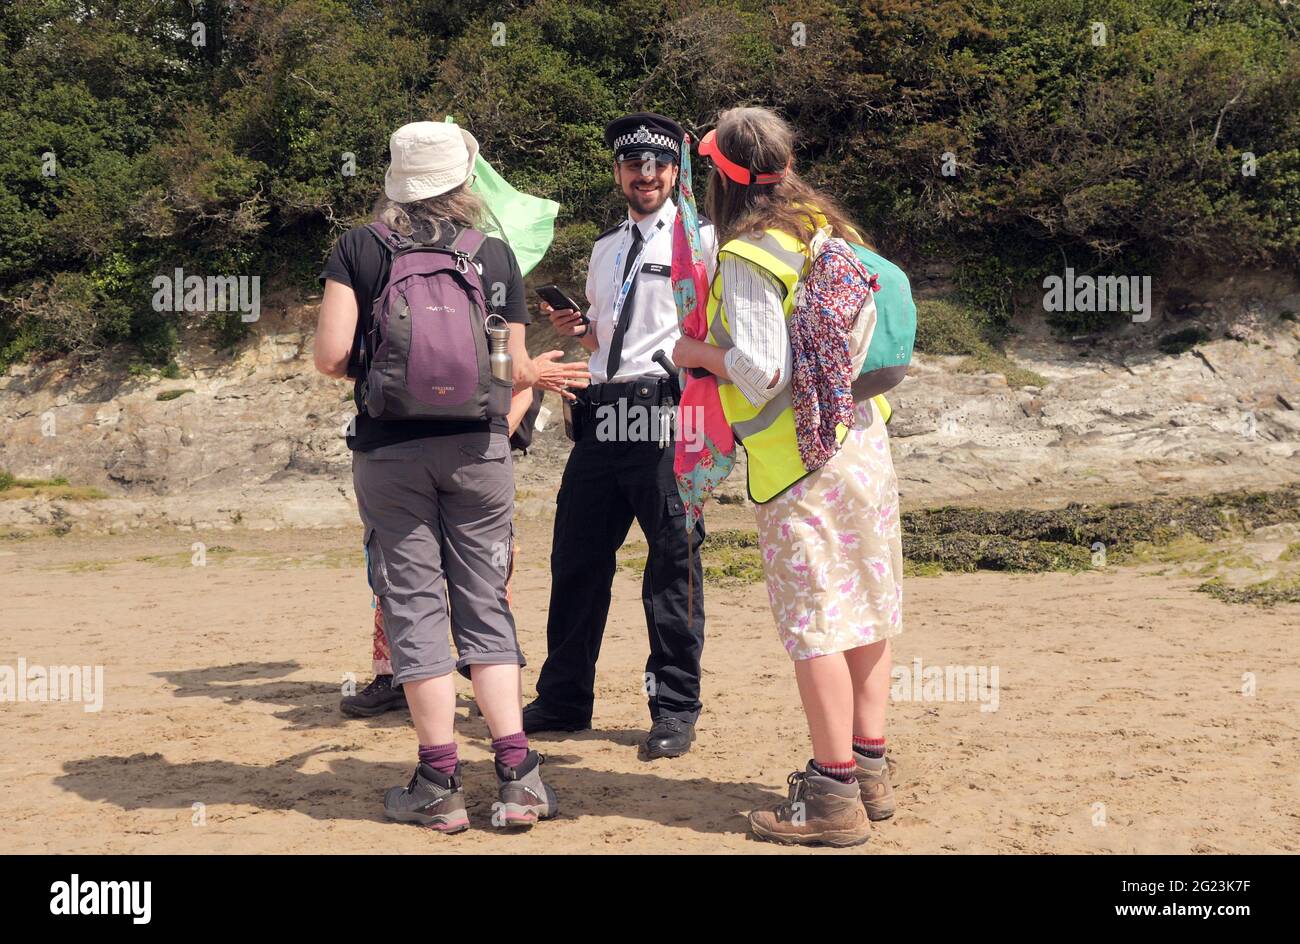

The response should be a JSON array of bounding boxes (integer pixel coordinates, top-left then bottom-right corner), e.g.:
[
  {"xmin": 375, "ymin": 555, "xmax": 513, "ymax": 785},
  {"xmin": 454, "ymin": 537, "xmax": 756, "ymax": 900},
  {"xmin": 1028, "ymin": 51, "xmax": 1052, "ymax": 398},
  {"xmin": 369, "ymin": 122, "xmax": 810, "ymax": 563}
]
[{"xmin": 537, "ymin": 285, "xmax": 588, "ymax": 326}]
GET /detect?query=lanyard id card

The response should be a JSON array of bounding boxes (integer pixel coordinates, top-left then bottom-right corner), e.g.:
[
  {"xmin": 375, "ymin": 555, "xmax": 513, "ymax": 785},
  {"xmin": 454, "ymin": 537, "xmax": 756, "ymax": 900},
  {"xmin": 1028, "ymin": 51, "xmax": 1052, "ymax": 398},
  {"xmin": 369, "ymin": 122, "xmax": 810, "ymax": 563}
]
[{"xmin": 609, "ymin": 219, "xmax": 664, "ymax": 330}]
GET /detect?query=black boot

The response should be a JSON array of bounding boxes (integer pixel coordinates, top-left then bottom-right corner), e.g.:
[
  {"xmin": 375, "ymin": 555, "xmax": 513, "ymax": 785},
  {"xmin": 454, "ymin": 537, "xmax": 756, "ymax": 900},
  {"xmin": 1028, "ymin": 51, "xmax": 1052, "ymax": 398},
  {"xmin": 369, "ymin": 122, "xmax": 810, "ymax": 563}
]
[
  {"xmin": 642, "ymin": 717, "xmax": 695, "ymax": 759},
  {"xmin": 340, "ymin": 674, "xmax": 407, "ymax": 717},
  {"xmin": 522, "ymin": 699, "xmax": 591, "ymax": 734}
]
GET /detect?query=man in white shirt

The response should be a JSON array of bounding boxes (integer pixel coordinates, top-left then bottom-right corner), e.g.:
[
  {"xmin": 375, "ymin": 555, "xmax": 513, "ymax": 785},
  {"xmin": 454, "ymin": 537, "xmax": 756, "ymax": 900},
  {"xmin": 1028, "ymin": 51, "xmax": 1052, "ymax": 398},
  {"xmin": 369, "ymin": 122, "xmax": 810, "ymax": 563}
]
[{"xmin": 526, "ymin": 112, "xmax": 717, "ymax": 759}]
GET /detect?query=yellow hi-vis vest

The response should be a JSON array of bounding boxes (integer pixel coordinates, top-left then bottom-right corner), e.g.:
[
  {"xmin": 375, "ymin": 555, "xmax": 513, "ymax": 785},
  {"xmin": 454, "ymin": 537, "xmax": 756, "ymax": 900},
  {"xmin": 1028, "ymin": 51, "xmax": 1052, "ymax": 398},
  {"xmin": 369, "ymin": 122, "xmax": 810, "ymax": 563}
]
[{"xmin": 706, "ymin": 227, "xmax": 892, "ymax": 503}]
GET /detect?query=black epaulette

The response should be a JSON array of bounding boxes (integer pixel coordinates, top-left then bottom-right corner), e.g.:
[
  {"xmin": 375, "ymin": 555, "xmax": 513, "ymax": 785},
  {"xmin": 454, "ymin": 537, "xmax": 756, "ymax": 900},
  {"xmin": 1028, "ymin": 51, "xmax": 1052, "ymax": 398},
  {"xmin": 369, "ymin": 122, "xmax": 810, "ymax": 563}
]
[{"xmin": 594, "ymin": 221, "xmax": 625, "ymax": 243}]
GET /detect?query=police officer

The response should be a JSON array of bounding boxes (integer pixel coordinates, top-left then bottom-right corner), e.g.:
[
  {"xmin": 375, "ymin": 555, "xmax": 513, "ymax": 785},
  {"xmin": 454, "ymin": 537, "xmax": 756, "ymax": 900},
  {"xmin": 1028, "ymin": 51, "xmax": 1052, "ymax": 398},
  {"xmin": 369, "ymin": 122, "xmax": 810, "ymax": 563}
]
[{"xmin": 525, "ymin": 113, "xmax": 717, "ymax": 758}]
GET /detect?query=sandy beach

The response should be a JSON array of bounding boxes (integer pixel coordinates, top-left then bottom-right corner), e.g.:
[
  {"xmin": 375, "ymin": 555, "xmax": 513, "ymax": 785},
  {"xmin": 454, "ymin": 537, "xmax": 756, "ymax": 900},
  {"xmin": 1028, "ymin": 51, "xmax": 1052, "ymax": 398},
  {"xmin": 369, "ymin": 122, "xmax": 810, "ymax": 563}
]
[{"xmin": 2, "ymin": 505, "xmax": 1296, "ymax": 855}]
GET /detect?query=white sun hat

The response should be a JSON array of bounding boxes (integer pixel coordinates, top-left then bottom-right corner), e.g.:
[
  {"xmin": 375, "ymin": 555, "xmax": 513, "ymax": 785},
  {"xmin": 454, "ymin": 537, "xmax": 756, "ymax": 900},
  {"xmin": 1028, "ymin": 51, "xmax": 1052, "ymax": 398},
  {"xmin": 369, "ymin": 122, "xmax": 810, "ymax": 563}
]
[{"xmin": 383, "ymin": 121, "xmax": 480, "ymax": 203}]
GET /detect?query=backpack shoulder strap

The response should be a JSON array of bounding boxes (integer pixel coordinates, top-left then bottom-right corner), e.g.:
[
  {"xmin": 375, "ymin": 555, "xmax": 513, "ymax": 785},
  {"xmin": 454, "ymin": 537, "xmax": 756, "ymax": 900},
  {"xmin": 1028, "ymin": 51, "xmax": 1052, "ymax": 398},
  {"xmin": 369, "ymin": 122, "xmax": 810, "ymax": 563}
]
[
  {"xmin": 365, "ymin": 222, "xmax": 412, "ymax": 254},
  {"xmin": 448, "ymin": 226, "xmax": 486, "ymax": 261}
]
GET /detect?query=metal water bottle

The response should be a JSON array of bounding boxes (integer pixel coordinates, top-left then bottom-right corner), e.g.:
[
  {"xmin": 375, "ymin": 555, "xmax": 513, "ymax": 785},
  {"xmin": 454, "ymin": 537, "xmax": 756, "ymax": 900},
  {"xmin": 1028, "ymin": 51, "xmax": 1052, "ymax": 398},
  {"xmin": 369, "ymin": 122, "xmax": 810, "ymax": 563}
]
[{"xmin": 485, "ymin": 313, "xmax": 512, "ymax": 416}]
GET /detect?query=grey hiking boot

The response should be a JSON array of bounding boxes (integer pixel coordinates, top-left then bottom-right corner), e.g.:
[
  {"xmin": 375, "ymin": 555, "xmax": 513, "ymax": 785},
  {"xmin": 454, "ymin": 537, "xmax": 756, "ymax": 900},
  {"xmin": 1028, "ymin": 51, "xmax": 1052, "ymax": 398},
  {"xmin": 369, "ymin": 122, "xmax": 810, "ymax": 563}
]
[
  {"xmin": 383, "ymin": 763, "xmax": 470, "ymax": 834},
  {"xmin": 341, "ymin": 674, "xmax": 407, "ymax": 718},
  {"xmin": 749, "ymin": 762, "xmax": 870, "ymax": 847},
  {"xmin": 492, "ymin": 750, "xmax": 558, "ymax": 828},
  {"xmin": 853, "ymin": 748, "xmax": 896, "ymax": 821}
]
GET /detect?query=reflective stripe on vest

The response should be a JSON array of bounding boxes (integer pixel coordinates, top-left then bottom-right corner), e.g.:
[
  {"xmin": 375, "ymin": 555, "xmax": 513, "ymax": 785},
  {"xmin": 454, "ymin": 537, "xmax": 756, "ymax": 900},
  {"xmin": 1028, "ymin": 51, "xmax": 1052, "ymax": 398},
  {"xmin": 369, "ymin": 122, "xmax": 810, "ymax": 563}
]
[
  {"xmin": 706, "ymin": 227, "xmax": 892, "ymax": 502},
  {"xmin": 706, "ymin": 229, "xmax": 841, "ymax": 503}
]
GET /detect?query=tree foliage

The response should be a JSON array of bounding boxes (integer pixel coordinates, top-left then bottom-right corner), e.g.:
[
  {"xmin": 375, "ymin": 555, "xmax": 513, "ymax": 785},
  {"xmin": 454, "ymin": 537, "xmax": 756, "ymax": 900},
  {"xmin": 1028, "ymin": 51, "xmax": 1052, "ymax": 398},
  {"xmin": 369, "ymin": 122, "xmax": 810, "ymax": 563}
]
[{"xmin": 1, "ymin": 0, "xmax": 1296, "ymax": 363}]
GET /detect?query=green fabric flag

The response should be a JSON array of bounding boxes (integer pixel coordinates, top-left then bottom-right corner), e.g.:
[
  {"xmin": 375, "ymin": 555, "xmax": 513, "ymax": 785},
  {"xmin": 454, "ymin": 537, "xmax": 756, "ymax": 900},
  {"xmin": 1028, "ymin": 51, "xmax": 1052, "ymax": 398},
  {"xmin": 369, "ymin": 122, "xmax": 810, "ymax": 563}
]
[{"xmin": 445, "ymin": 116, "xmax": 558, "ymax": 276}]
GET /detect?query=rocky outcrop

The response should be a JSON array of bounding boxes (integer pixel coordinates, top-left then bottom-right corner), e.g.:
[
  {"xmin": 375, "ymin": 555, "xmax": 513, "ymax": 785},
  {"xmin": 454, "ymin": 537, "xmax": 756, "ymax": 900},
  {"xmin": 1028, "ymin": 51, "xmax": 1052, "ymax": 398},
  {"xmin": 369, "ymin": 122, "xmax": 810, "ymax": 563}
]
[
  {"xmin": 2, "ymin": 289, "xmax": 1298, "ymax": 536},
  {"xmin": 887, "ymin": 327, "xmax": 1300, "ymax": 508}
]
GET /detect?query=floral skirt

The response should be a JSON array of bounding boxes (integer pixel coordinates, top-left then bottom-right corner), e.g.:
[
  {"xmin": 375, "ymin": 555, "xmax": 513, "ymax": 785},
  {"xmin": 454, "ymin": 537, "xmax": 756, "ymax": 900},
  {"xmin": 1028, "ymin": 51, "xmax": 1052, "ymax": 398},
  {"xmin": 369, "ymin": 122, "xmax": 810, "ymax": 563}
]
[{"xmin": 754, "ymin": 399, "xmax": 904, "ymax": 660}]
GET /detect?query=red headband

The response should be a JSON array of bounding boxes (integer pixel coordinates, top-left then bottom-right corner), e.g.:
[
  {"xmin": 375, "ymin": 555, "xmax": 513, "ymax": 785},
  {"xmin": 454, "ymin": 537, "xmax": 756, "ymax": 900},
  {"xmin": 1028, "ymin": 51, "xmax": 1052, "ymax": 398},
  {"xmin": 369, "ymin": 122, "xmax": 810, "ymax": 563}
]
[{"xmin": 699, "ymin": 129, "xmax": 786, "ymax": 186}]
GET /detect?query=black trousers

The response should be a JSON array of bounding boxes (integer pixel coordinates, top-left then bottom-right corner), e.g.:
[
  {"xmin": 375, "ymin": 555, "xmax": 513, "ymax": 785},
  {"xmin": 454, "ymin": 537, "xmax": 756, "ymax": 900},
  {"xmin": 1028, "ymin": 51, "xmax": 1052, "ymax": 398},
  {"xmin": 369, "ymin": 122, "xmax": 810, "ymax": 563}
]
[{"xmin": 537, "ymin": 405, "xmax": 705, "ymax": 724}]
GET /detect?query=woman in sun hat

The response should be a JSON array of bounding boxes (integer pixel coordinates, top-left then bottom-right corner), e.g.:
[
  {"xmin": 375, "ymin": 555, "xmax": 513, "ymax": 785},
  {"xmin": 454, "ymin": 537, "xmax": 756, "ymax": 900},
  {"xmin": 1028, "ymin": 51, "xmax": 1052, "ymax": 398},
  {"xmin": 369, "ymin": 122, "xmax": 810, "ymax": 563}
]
[{"xmin": 314, "ymin": 120, "xmax": 583, "ymax": 833}]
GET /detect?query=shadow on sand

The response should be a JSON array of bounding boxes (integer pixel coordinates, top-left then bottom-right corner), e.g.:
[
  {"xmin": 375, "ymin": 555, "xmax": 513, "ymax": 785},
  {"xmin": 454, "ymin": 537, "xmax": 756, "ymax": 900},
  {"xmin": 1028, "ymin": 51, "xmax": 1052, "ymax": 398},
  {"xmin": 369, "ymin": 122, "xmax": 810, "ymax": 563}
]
[
  {"xmin": 83, "ymin": 661, "xmax": 773, "ymax": 836},
  {"xmin": 53, "ymin": 747, "xmax": 777, "ymax": 837}
]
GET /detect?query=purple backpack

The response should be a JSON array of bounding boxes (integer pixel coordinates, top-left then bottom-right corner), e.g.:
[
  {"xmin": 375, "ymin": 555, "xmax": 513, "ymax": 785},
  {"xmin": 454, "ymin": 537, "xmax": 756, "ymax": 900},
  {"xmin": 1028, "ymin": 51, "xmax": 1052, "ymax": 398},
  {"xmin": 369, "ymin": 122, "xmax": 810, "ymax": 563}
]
[{"xmin": 359, "ymin": 222, "xmax": 510, "ymax": 421}]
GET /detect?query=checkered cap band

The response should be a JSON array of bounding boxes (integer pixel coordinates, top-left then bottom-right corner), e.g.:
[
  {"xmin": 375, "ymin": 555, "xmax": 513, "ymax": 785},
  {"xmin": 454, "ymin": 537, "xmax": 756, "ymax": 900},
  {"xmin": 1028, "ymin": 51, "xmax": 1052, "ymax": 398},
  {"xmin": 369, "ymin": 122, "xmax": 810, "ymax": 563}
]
[{"xmin": 613, "ymin": 125, "xmax": 680, "ymax": 158}]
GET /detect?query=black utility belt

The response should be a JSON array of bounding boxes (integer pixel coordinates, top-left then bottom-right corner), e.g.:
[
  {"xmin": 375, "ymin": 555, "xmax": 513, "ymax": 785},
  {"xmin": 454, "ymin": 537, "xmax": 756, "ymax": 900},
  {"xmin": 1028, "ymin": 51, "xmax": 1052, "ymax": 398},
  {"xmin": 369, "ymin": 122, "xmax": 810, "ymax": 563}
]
[
  {"xmin": 582, "ymin": 377, "xmax": 674, "ymax": 406},
  {"xmin": 569, "ymin": 377, "xmax": 676, "ymax": 446}
]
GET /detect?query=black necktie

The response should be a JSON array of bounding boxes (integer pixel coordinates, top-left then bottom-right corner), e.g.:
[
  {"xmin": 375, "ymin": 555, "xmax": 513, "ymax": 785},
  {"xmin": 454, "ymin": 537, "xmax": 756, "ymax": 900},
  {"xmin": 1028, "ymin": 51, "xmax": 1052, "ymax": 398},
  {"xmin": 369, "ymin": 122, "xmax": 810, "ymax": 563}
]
[{"xmin": 605, "ymin": 222, "xmax": 643, "ymax": 381}]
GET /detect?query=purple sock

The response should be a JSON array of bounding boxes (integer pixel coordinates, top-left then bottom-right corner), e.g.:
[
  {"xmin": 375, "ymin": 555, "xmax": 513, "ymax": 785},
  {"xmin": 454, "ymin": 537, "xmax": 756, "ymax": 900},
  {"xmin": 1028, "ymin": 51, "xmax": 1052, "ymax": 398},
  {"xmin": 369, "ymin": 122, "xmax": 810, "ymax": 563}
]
[
  {"xmin": 417, "ymin": 742, "xmax": 458, "ymax": 777},
  {"xmin": 491, "ymin": 731, "xmax": 530, "ymax": 770}
]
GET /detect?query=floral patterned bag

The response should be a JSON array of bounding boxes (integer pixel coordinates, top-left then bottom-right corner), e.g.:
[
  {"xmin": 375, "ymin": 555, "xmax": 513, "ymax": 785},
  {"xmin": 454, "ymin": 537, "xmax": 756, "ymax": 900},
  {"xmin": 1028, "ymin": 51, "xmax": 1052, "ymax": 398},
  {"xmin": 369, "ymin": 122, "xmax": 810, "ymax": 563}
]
[{"xmin": 788, "ymin": 228, "xmax": 879, "ymax": 472}]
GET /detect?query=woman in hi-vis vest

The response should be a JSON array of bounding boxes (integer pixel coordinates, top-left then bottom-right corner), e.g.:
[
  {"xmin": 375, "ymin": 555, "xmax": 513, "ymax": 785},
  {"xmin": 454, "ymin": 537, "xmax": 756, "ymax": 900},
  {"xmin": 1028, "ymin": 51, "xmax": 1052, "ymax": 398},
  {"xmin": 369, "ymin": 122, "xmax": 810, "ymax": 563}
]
[{"xmin": 671, "ymin": 107, "xmax": 904, "ymax": 847}]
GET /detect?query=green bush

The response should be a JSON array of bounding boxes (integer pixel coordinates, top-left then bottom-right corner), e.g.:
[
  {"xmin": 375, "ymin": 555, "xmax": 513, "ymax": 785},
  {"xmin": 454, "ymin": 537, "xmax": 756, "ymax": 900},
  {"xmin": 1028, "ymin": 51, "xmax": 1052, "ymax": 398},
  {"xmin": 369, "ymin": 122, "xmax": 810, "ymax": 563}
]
[
  {"xmin": 914, "ymin": 297, "xmax": 995, "ymax": 356},
  {"xmin": 916, "ymin": 296, "xmax": 1046, "ymax": 387},
  {"xmin": 1, "ymin": 0, "xmax": 1297, "ymax": 368}
]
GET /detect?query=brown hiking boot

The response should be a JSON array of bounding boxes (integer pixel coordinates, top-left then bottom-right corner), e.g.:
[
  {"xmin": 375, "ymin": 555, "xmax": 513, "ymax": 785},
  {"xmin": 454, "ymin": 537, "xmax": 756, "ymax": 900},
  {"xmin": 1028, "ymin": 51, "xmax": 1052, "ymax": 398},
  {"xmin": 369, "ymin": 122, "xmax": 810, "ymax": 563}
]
[
  {"xmin": 749, "ymin": 763, "xmax": 869, "ymax": 847},
  {"xmin": 853, "ymin": 750, "xmax": 896, "ymax": 821}
]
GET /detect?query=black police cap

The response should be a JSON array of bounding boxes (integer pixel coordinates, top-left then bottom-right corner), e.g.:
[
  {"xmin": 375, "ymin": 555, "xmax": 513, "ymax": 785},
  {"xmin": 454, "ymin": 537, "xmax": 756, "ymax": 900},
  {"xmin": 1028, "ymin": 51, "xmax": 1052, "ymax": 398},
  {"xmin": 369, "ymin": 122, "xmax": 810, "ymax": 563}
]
[{"xmin": 605, "ymin": 112, "xmax": 684, "ymax": 164}]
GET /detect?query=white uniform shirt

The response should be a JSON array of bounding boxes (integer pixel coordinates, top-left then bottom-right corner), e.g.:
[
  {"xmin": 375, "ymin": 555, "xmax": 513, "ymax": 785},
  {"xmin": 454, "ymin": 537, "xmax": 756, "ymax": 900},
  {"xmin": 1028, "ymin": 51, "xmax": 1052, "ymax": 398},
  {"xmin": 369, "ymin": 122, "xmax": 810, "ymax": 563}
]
[{"xmin": 583, "ymin": 199, "xmax": 718, "ymax": 384}]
